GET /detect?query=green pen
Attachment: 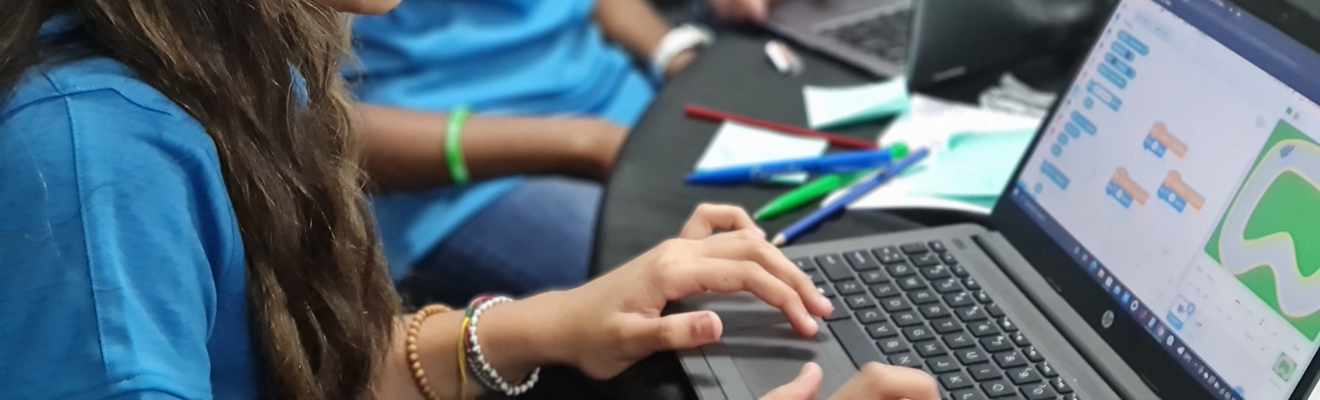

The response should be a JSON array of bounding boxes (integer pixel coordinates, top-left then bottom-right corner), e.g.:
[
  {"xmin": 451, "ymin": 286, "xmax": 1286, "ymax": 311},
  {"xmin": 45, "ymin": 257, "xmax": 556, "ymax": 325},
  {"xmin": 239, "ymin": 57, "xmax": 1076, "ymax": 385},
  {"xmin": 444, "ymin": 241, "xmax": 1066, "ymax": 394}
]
[{"xmin": 754, "ymin": 170, "xmax": 874, "ymax": 221}]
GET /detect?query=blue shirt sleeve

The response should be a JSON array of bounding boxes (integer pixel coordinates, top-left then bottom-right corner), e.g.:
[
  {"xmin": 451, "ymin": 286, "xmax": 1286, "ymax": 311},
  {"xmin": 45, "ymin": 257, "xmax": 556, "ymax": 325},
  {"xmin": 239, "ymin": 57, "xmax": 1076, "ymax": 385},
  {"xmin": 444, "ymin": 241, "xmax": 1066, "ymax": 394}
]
[{"xmin": 0, "ymin": 72, "xmax": 244, "ymax": 399}]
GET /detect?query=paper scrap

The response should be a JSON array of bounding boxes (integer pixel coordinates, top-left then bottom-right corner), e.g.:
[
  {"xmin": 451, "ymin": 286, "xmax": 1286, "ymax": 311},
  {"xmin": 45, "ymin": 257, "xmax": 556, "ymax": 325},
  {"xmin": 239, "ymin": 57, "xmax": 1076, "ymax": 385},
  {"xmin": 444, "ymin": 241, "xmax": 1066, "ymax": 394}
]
[
  {"xmin": 879, "ymin": 95, "xmax": 1041, "ymax": 151},
  {"xmin": 694, "ymin": 122, "xmax": 829, "ymax": 184},
  {"xmin": 906, "ymin": 129, "xmax": 1036, "ymax": 197},
  {"xmin": 804, "ymin": 78, "xmax": 910, "ymax": 129}
]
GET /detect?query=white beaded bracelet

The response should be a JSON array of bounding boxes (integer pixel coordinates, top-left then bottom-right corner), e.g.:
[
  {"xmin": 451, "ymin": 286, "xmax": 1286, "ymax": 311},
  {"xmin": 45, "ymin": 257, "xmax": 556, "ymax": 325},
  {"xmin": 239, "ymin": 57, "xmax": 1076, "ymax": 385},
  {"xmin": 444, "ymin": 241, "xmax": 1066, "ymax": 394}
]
[{"xmin": 465, "ymin": 296, "xmax": 540, "ymax": 396}]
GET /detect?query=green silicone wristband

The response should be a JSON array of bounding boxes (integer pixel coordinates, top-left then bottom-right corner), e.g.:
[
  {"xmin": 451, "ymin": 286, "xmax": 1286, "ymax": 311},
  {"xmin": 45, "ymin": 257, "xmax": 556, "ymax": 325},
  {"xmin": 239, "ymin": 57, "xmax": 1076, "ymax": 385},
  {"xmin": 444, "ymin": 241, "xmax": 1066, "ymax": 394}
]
[{"xmin": 446, "ymin": 106, "xmax": 473, "ymax": 186}]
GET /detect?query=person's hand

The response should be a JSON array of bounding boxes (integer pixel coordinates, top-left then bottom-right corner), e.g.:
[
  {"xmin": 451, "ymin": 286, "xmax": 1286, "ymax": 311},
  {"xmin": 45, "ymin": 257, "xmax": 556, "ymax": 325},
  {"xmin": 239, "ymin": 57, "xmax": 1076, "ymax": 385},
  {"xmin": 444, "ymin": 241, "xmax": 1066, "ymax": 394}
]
[
  {"xmin": 711, "ymin": 0, "xmax": 786, "ymax": 23},
  {"xmin": 544, "ymin": 204, "xmax": 834, "ymax": 380},
  {"xmin": 561, "ymin": 118, "xmax": 627, "ymax": 182},
  {"xmin": 762, "ymin": 362, "xmax": 940, "ymax": 400}
]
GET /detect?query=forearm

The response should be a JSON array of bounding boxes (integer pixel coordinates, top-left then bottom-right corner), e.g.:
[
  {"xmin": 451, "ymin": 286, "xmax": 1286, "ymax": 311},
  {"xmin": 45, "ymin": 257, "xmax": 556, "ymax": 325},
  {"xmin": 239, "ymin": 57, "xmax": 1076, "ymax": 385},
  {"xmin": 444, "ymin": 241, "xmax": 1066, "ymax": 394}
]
[
  {"xmin": 355, "ymin": 104, "xmax": 621, "ymax": 192},
  {"xmin": 375, "ymin": 292, "xmax": 571, "ymax": 399},
  {"xmin": 594, "ymin": 0, "xmax": 673, "ymax": 61}
]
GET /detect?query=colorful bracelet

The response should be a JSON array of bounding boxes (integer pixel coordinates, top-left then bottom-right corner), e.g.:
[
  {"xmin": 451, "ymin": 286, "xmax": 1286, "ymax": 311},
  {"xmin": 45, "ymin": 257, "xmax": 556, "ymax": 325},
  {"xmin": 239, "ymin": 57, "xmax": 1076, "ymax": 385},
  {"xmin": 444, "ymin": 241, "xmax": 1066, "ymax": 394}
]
[
  {"xmin": 445, "ymin": 105, "xmax": 473, "ymax": 186},
  {"xmin": 464, "ymin": 296, "xmax": 540, "ymax": 396},
  {"xmin": 406, "ymin": 304, "xmax": 452, "ymax": 400}
]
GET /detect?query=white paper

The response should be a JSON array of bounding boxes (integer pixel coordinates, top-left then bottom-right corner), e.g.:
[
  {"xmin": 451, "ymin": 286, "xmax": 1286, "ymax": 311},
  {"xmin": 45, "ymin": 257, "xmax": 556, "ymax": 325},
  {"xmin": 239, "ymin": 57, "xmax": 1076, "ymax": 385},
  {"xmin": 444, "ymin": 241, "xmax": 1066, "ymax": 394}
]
[
  {"xmin": 804, "ymin": 78, "xmax": 910, "ymax": 129},
  {"xmin": 693, "ymin": 122, "xmax": 829, "ymax": 184},
  {"xmin": 879, "ymin": 95, "xmax": 1042, "ymax": 151}
]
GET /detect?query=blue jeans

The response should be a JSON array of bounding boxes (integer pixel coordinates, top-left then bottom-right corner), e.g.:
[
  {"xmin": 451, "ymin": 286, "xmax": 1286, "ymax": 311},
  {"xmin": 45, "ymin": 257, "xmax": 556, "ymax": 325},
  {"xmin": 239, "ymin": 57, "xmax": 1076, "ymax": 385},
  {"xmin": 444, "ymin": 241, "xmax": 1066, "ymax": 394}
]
[{"xmin": 398, "ymin": 177, "xmax": 601, "ymax": 307}]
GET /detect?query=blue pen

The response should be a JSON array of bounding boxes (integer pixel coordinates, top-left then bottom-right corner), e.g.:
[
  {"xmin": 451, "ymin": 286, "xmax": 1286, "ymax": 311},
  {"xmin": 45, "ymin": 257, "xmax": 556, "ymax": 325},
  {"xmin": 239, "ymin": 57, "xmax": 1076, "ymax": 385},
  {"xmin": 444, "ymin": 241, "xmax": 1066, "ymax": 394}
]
[
  {"xmin": 770, "ymin": 148, "xmax": 930, "ymax": 246},
  {"xmin": 687, "ymin": 143, "xmax": 910, "ymax": 185}
]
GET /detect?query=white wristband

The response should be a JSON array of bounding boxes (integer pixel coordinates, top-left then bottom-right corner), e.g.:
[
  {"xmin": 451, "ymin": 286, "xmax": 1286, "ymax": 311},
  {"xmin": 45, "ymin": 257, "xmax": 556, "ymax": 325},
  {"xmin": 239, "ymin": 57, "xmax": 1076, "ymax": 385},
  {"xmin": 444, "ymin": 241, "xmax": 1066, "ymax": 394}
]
[{"xmin": 650, "ymin": 24, "xmax": 714, "ymax": 81}]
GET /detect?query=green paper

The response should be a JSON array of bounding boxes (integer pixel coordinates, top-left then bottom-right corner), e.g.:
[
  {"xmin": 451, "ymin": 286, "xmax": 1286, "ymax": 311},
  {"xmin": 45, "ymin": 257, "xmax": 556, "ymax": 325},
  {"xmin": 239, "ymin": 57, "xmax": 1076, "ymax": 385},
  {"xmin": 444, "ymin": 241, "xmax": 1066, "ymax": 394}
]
[{"xmin": 906, "ymin": 129, "xmax": 1036, "ymax": 198}]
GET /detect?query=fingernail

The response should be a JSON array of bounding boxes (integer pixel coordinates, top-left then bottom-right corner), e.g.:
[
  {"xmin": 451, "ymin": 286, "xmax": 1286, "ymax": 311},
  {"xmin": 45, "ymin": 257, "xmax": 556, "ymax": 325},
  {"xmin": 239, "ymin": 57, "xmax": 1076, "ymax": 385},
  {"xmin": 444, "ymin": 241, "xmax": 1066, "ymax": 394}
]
[
  {"xmin": 692, "ymin": 312, "xmax": 712, "ymax": 339},
  {"xmin": 818, "ymin": 295, "xmax": 834, "ymax": 312}
]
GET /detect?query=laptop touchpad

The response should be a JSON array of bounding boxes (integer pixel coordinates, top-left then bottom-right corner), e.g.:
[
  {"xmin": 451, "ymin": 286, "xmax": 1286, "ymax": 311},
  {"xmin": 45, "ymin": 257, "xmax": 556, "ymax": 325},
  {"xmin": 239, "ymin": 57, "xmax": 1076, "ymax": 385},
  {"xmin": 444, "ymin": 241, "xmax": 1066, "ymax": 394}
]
[{"xmin": 721, "ymin": 323, "xmax": 852, "ymax": 398}]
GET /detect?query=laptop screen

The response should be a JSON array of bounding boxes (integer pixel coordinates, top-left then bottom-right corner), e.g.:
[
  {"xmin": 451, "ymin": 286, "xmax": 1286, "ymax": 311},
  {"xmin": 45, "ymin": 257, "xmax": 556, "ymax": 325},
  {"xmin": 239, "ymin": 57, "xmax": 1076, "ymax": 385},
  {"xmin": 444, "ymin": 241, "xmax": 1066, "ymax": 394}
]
[{"xmin": 1007, "ymin": 0, "xmax": 1320, "ymax": 399}]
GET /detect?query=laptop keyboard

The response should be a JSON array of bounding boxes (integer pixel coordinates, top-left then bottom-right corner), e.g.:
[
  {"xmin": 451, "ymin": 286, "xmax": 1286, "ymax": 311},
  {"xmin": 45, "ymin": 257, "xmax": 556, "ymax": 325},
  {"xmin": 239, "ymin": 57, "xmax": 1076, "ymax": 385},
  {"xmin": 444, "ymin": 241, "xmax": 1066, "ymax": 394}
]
[
  {"xmin": 819, "ymin": 9, "xmax": 912, "ymax": 65},
  {"xmin": 794, "ymin": 241, "xmax": 1080, "ymax": 400}
]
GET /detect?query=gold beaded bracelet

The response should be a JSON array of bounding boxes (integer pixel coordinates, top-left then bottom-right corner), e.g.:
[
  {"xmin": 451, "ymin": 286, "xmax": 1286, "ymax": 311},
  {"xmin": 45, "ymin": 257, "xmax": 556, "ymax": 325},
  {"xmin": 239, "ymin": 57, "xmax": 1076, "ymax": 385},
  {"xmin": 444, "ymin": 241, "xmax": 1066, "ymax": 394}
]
[{"xmin": 407, "ymin": 304, "xmax": 452, "ymax": 400}]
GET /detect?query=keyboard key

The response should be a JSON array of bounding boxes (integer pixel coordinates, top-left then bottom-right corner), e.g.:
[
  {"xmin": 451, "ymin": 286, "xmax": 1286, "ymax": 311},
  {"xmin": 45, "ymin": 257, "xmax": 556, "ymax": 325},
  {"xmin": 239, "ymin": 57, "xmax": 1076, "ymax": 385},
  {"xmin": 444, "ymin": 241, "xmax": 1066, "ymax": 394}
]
[
  {"xmin": 808, "ymin": 271, "xmax": 826, "ymax": 284},
  {"xmin": 903, "ymin": 325, "xmax": 935, "ymax": 342},
  {"xmin": 998, "ymin": 318, "xmax": 1018, "ymax": 334},
  {"xmin": 956, "ymin": 305, "xmax": 988, "ymax": 322},
  {"xmin": 877, "ymin": 252, "xmax": 906, "ymax": 265},
  {"xmin": 1050, "ymin": 377, "xmax": 1073, "ymax": 394},
  {"xmin": 986, "ymin": 304, "xmax": 1005, "ymax": 318},
  {"xmin": 1038, "ymin": 362, "xmax": 1058, "ymax": 378},
  {"xmin": 870, "ymin": 283, "xmax": 900, "ymax": 298},
  {"xmin": 920, "ymin": 304, "xmax": 951, "ymax": 319},
  {"xmin": 1007, "ymin": 366, "xmax": 1042, "ymax": 385},
  {"xmin": 818, "ymin": 254, "xmax": 854, "ymax": 281},
  {"xmin": 951, "ymin": 264, "xmax": 970, "ymax": 278},
  {"xmin": 817, "ymin": 284, "xmax": 836, "ymax": 298},
  {"xmin": 866, "ymin": 322, "xmax": 898, "ymax": 339},
  {"xmin": 941, "ymin": 253, "xmax": 959, "ymax": 265},
  {"xmin": 915, "ymin": 340, "xmax": 947, "ymax": 357},
  {"xmin": 846, "ymin": 294, "xmax": 876, "ymax": 310},
  {"xmin": 897, "ymin": 275, "xmax": 927, "ymax": 291},
  {"xmin": 934, "ymin": 278, "xmax": 963, "ymax": 293},
  {"xmin": 892, "ymin": 311, "xmax": 923, "ymax": 327},
  {"xmin": 1024, "ymin": 347, "xmax": 1044, "ymax": 362},
  {"xmin": 792, "ymin": 258, "xmax": 817, "ymax": 272},
  {"xmin": 981, "ymin": 335, "xmax": 1013, "ymax": 353},
  {"xmin": 908, "ymin": 289, "xmax": 939, "ymax": 304},
  {"xmin": 969, "ymin": 321, "xmax": 999, "ymax": 337},
  {"xmin": 1021, "ymin": 382, "xmax": 1055, "ymax": 400},
  {"xmin": 945, "ymin": 292, "xmax": 976, "ymax": 307},
  {"xmin": 844, "ymin": 250, "xmax": 881, "ymax": 271},
  {"xmin": 912, "ymin": 253, "xmax": 941, "ymax": 267},
  {"xmin": 921, "ymin": 265, "xmax": 952, "ymax": 280},
  {"xmin": 860, "ymin": 270, "xmax": 890, "ymax": 284},
  {"xmin": 886, "ymin": 262, "xmax": 916, "ymax": 277},
  {"xmin": 836, "ymin": 280, "xmax": 866, "ymax": 296},
  {"xmin": 955, "ymin": 349, "xmax": 989, "ymax": 364},
  {"xmin": 929, "ymin": 241, "xmax": 948, "ymax": 253},
  {"xmin": 931, "ymin": 318, "xmax": 963, "ymax": 334},
  {"xmin": 901, "ymin": 243, "xmax": 930, "ymax": 255},
  {"xmin": 1063, "ymin": 394, "xmax": 1080, "ymax": 400},
  {"xmin": 889, "ymin": 353, "xmax": 922, "ymax": 368},
  {"xmin": 993, "ymin": 351, "xmax": 1027, "ymax": 369},
  {"xmin": 826, "ymin": 297, "xmax": 851, "ymax": 321},
  {"xmin": 927, "ymin": 356, "xmax": 960, "ymax": 373},
  {"xmin": 975, "ymin": 290, "xmax": 994, "ymax": 304},
  {"xmin": 877, "ymin": 337, "xmax": 910, "ymax": 354},
  {"xmin": 969, "ymin": 364, "xmax": 1003, "ymax": 381},
  {"xmin": 981, "ymin": 380, "xmax": 1014, "ymax": 398},
  {"xmin": 857, "ymin": 309, "xmax": 886, "ymax": 324},
  {"xmin": 939, "ymin": 372, "xmax": 974, "ymax": 390},
  {"xmin": 1011, "ymin": 332, "xmax": 1031, "ymax": 347},
  {"xmin": 881, "ymin": 297, "xmax": 912, "ymax": 312},
  {"xmin": 874, "ymin": 245, "xmax": 901, "ymax": 258},
  {"xmin": 963, "ymin": 277, "xmax": 982, "ymax": 290},
  {"xmin": 950, "ymin": 389, "xmax": 986, "ymax": 400},
  {"xmin": 944, "ymin": 332, "xmax": 976, "ymax": 349},
  {"xmin": 829, "ymin": 320, "xmax": 884, "ymax": 367}
]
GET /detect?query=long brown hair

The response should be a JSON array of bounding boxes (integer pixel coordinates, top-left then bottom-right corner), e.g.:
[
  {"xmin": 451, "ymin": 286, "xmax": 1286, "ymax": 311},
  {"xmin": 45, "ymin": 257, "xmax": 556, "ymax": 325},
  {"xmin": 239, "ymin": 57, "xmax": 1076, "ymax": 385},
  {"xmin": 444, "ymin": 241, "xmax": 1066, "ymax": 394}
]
[{"xmin": 0, "ymin": 0, "xmax": 400, "ymax": 398}]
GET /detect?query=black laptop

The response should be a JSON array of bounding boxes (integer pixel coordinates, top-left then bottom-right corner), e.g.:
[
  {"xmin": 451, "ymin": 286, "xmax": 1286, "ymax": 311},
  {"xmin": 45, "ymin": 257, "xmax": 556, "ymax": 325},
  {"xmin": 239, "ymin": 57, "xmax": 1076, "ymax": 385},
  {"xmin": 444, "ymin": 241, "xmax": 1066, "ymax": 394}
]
[{"xmin": 678, "ymin": 0, "xmax": 1320, "ymax": 398}]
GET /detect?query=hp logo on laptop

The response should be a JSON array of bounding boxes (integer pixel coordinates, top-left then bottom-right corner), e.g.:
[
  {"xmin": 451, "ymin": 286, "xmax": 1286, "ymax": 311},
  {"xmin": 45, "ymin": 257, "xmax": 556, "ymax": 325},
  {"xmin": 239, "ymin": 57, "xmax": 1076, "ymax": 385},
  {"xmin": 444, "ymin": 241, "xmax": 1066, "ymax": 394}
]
[{"xmin": 1101, "ymin": 310, "xmax": 1115, "ymax": 329}]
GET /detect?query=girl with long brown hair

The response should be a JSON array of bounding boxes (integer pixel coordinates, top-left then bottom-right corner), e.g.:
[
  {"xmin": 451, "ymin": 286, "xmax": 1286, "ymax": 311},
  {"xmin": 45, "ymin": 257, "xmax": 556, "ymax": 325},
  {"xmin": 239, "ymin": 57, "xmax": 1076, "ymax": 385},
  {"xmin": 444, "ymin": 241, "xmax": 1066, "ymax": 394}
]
[{"xmin": 0, "ymin": 0, "xmax": 936, "ymax": 398}]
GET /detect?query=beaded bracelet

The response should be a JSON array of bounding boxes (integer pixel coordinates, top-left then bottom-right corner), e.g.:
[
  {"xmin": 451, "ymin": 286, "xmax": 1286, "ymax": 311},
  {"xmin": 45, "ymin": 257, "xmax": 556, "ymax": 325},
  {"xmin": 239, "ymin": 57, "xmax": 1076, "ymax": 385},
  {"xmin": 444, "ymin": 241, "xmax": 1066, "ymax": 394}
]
[
  {"xmin": 465, "ymin": 296, "xmax": 540, "ymax": 396},
  {"xmin": 406, "ymin": 304, "xmax": 452, "ymax": 400}
]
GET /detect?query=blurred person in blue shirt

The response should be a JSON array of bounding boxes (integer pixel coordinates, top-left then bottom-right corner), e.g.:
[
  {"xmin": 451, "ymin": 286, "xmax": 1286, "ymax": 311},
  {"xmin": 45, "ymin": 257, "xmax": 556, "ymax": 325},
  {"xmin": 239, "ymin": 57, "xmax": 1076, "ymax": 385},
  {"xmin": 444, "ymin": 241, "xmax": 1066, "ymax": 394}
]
[{"xmin": 347, "ymin": 0, "xmax": 784, "ymax": 305}]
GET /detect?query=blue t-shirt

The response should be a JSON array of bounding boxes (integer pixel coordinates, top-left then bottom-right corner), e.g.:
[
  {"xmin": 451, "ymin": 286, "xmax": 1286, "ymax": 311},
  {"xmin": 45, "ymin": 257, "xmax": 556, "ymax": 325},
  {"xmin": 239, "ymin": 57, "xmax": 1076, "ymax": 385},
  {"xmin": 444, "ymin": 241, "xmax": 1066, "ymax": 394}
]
[
  {"xmin": 347, "ymin": 0, "xmax": 656, "ymax": 276},
  {"xmin": 0, "ymin": 43, "xmax": 255, "ymax": 400}
]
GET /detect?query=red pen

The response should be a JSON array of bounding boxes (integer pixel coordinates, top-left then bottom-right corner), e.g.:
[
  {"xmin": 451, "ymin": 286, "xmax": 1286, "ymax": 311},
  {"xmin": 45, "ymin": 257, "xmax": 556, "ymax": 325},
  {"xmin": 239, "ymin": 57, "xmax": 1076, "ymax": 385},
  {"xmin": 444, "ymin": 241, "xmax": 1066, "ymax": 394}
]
[{"xmin": 684, "ymin": 104, "xmax": 878, "ymax": 149}]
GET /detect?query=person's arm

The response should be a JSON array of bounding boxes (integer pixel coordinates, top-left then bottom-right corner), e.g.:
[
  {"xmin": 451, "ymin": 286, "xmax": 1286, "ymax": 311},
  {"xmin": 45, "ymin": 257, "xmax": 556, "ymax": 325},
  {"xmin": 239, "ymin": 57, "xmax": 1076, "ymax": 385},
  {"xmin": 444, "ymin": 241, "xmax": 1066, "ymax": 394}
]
[
  {"xmin": 355, "ymin": 104, "xmax": 626, "ymax": 192},
  {"xmin": 593, "ymin": 0, "xmax": 699, "ymax": 79}
]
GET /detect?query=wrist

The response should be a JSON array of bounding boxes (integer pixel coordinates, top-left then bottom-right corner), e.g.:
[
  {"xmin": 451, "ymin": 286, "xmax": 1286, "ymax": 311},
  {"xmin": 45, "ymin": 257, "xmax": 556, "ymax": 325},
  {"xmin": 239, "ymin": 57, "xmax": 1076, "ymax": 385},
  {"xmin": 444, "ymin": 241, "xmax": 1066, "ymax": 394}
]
[
  {"xmin": 560, "ymin": 119, "xmax": 625, "ymax": 181},
  {"xmin": 474, "ymin": 292, "xmax": 574, "ymax": 378}
]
